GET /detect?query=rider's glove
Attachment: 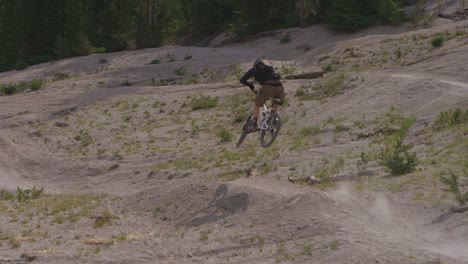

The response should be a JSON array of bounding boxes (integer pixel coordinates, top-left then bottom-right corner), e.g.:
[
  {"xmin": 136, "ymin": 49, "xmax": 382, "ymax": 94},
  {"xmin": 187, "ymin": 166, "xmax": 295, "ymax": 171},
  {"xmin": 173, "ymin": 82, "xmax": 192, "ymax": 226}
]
[{"xmin": 248, "ymin": 84, "xmax": 256, "ymax": 94}]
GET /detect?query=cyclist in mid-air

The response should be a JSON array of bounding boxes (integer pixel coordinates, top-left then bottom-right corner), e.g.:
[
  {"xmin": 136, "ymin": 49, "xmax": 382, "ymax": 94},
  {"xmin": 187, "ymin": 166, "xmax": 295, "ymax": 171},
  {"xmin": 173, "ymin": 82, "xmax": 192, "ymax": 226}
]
[{"xmin": 240, "ymin": 59, "xmax": 285, "ymax": 130}]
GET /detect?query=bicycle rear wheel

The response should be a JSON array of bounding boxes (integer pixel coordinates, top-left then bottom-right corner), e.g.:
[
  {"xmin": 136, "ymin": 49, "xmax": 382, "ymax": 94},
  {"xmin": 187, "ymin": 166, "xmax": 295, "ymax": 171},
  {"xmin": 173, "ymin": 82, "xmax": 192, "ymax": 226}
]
[
  {"xmin": 236, "ymin": 115, "xmax": 253, "ymax": 148},
  {"xmin": 260, "ymin": 112, "xmax": 282, "ymax": 148}
]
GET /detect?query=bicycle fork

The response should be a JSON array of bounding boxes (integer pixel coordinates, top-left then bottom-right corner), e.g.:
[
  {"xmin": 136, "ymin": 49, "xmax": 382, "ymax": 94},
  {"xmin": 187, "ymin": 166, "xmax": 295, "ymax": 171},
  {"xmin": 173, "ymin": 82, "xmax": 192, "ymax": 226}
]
[{"xmin": 258, "ymin": 105, "xmax": 270, "ymax": 130}]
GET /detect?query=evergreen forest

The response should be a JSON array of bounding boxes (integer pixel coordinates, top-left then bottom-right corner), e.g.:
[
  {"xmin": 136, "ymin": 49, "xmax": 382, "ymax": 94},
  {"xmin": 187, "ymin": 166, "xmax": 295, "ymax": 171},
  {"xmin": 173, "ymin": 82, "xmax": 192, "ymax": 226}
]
[{"xmin": 0, "ymin": 0, "xmax": 407, "ymax": 72}]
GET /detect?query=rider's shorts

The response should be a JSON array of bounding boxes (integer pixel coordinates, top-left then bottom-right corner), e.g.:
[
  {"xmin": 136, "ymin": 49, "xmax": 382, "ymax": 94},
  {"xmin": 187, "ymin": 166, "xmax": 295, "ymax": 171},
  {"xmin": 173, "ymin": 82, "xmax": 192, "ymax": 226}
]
[{"xmin": 255, "ymin": 80, "xmax": 285, "ymax": 107}]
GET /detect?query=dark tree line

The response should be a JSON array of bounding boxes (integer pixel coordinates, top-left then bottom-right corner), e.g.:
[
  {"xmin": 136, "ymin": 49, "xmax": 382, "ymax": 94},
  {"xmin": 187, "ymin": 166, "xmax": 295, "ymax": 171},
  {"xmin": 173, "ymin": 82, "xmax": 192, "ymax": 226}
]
[{"xmin": 0, "ymin": 0, "xmax": 405, "ymax": 72}]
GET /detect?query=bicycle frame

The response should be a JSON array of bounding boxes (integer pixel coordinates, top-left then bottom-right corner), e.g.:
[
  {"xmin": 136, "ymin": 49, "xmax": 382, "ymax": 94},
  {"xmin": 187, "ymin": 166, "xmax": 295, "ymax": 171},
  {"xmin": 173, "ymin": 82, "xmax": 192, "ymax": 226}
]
[
  {"xmin": 258, "ymin": 105, "xmax": 271, "ymax": 131},
  {"xmin": 236, "ymin": 99, "xmax": 282, "ymax": 148}
]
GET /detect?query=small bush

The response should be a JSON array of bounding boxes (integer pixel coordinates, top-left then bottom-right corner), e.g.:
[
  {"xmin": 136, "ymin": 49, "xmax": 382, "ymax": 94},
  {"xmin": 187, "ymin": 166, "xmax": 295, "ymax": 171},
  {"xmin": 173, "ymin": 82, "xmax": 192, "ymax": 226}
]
[
  {"xmin": 74, "ymin": 129, "xmax": 93, "ymax": 147},
  {"xmin": 322, "ymin": 64, "xmax": 333, "ymax": 72},
  {"xmin": 184, "ymin": 54, "xmax": 192, "ymax": 60},
  {"xmin": 0, "ymin": 190, "xmax": 14, "ymax": 200},
  {"xmin": 52, "ymin": 72, "xmax": 70, "ymax": 81},
  {"xmin": 0, "ymin": 84, "xmax": 17, "ymax": 95},
  {"xmin": 0, "ymin": 80, "xmax": 46, "ymax": 95},
  {"xmin": 93, "ymin": 211, "xmax": 118, "ymax": 228},
  {"xmin": 98, "ymin": 58, "xmax": 108, "ymax": 64},
  {"xmin": 314, "ymin": 72, "xmax": 347, "ymax": 98},
  {"xmin": 191, "ymin": 120, "xmax": 201, "ymax": 136},
  {"xmin": 394, "ymin": 48, "xmax": 402, "ymax": 59},
  {"xmin": 167, "ymin": 56, "xmax": 175, "ymax": 63},
  {"xmin": 174, "ymin": 67, "xmax": 186, "ymax": 76},
  {"xmin": 216, "ymin": 128, "xmax": 234, "ymax": 142},
  {"xmin": 28, "ymin": 79, "xmax": 45, "ymax": 91},
  {"xmin": 280, "ymin": 62, "xmax": 297, "ymax": 75},
  {"xmin": 300, "ymin": 126, "xmax": 320, "ymax": 137},
  {"xmin": 433, "ymin": 108, "xmax": 468, "ymax": 130},
  {"xmin": 380, "ymin": 138, "xmax": 418, "ymax": 175},
  {"xmin": 280, "ymin": 33, "xmax": 291, "ymax": 44},
  {"xmin": 16, "ymin": 186, "xmax": 44, "ymax": 203},
  {"xmin": 396, "ymin": 116, "xmax": 416, "ymax": 139},
  {"xmin": 440, "ymin": 174, "xmax": 468, "ymax": 206},
  {"xmin": 149, "ymin": 59, "xmax": 160, "ymax": 64},
  {"xmin": 356, "ymin": 152, "xmax": 370, "ymax": 174},
  {"xmin": 120, "ymin": 80, "xmax": 132, "ymax": 86},
  {"xmin": 295, "ymin": 88, "xmax": 306, "ymax": 97},
  {"xmin": 431, "ymin": 35, "xmax": 444, "ymax": 48},
  {"xmin": 190, "ymin": 95, "xmax": 218, "ymax": 110}
]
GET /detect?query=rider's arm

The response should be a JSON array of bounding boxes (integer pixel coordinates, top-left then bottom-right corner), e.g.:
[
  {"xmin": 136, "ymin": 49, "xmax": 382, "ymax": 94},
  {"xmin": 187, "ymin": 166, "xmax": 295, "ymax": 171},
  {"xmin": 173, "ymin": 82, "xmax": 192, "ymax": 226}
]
[{"xmin": 240, "ymin": 68, "xmax": 256, "ymax": 92}]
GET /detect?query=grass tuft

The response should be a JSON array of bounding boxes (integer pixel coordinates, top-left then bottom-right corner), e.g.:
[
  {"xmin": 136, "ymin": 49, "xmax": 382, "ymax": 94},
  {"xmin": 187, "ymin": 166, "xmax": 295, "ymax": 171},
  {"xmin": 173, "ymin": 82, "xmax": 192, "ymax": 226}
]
[
  {"xmin": 190, "ymin": 94, "xmax": 218, "ymax": 110},
  {"xmin": 431, "ymin": 35, "xmax": 444, "ymax": 48}
]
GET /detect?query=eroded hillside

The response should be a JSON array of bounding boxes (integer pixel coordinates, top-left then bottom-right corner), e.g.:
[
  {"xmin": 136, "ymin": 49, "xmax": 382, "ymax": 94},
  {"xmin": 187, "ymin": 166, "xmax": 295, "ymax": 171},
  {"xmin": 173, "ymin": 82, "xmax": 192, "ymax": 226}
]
[{"xmin": 0, "ymin": 17, "xmax": 467, "ymax": 264}]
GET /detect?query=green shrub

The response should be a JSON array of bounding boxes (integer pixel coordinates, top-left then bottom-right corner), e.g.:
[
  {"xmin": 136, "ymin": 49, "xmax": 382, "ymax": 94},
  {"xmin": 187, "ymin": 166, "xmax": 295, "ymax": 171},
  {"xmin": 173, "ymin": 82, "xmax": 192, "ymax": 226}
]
[
  {"xmin": 0, "ymin": 84, "xmax": 17, "ymax": 95},
  {"xmin": 120, "ymin": 80, "xmax": 132, "ymax": 86},
  {"xmin": 98, "ymin": 58, "xmax": 108, "ymax": 64},
  {"xmin": 431, "ymin": 35, "xmax": 444, "ymax": 48},
  {"xmin": 94, "ymin": 211, "xmax": 118, "ymax": 228},
  {"xmin": 440, "ymin": 174, "xmax": 468, "ymax": 206},
  {"xmin": 397, "ymin": 116, "xmax": 416, "ymax": 138},
  {"xmin": 314, "ymin": 72, "xmax": 347, "ymax": 98},
  {"xmin": 175, "ymin": 67, "xmax": 186, "ymax": 76},
  {"xmin": 28, "ymin": 79, "xmax": 45, "ymax": 91},
  {"xmin": 433, "ymin": 108, "xmax": 468, "ymax": 130},
  {"xmin": 322, "ymin": 64, "xmax": 333, "ymax": 72},
  {"xmin": 52, "ymin": 72, "xmax": 70, "ymax": 81},
  {"xmin": 300, "ymin": 126, "xmax": 320, "ymax": 137},
  {"xmin": 356, "ymin": 152, "xmax": 370, "ymax": 174},
  {"xmin": 0, "ymin": 190, "xmax": 14, "ymax": 200},
  {"xmin": 0, "ymin": 79, "xmax": 45, "ymax": 95},
  {"xmin": 216, "ymin": 128, "xmax": 234, "ymax": 142},
  {"xmin": 379, "ymin": 138, "xmax": 418, "ymax": 175},
  {"xmin": 167, "ymin": 56, "xmax": 175, "ymax": 63},
  {"xmin": 150, "ymin": 59, "xmax": 160, "ymax": 64},
  {"xmin": 16, "ymin": 186, "xmax": 44, "ymax": 203},
  {"xmin": 280, "ymin": 62, "xmax": 297, "ymax": 75},
  {"xmin": 394, "ymin": 48, "xmax": 402, "ymax": 59},
  {"xmin": 184, "ymin": 54, "xmax": 192, "ymax": 60},
  {"xmin": 190, "ymin": 95, "xmax": 218, "ymax": 110},
  {"xmin": 74, "ymin": 129, "xmax": 93, "ymax": 147},
  {"xmin": 295, "ymin": 88, "xmax": 306, "ymax": 97},
  {"xmin": 191, "ymin": 120, "xmax": 201, "ymax": 136}
]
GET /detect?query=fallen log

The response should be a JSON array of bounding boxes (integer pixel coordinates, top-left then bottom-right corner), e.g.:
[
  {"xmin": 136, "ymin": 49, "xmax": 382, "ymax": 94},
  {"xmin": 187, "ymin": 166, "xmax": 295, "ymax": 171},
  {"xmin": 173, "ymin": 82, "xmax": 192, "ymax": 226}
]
[{"xmin": 285, "ymin": 71, "xmax": 325, "ymax": 80}]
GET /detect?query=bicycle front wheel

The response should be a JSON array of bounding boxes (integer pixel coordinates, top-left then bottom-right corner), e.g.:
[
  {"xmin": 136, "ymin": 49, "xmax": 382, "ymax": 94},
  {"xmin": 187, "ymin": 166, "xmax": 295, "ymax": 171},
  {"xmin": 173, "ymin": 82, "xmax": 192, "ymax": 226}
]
[
  {"xmin": 260, "ymin": 112, "xmax": 282, "ymax": 148},
  {"xmin": 236, "ymin": 115, "xmax": 253, "ymax": 148}
]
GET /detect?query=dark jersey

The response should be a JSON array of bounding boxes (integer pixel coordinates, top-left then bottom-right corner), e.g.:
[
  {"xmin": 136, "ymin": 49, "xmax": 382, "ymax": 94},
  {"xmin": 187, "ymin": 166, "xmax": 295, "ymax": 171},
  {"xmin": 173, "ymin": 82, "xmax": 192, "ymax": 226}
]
[{"xmin": 240, "ymin": 67, "xmax": 281, "ymax": 89}]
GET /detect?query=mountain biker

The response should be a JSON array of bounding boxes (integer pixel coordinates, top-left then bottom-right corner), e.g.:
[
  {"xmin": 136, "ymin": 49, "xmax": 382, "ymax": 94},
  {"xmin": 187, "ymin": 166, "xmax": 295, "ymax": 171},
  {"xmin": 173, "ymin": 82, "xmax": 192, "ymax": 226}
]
[{"xmin": 240, "ymin": 59, "xmax": 284, "ymax": 130}]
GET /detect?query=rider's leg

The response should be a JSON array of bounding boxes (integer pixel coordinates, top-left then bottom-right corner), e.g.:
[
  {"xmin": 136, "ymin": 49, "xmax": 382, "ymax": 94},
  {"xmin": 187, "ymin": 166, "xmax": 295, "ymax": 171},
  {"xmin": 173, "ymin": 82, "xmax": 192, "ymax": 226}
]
[
  {"xmin": 253, "ymin": 104, "xmax": 260, "ymax": 119},
  {"xmin": 273, "ymin": 84, "xmax": 285, "ymax": 113},
  {"xmin": 272, "ymin": 104, "xmax": 281, "ymax": 113},
  {"xmin": 253, "ymin": 86, "xmax": 267, "ymax": 127}
]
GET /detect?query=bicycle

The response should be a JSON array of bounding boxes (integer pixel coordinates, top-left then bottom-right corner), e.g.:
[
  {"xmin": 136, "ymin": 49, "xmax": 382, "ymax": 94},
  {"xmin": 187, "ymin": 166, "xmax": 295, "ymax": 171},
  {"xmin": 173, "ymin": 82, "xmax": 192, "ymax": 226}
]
[{"xmin": 236, "ymin": 98, "xmax": 282, "ymax": 148}]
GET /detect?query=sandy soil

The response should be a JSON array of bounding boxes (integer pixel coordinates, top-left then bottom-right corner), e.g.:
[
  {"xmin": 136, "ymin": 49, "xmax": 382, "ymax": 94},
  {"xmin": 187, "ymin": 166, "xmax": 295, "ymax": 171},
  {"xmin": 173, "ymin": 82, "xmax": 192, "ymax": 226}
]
[{"xmin": 0, "ymin": 3, "xmax": 467, "ymax": 264}]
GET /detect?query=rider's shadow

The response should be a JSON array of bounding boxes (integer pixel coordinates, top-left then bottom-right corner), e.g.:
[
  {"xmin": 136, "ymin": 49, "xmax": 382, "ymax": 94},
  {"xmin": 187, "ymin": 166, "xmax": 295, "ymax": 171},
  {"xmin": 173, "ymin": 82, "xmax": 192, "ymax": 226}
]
[{"xmin": 181, "ymin": 184, "xmax": 250, "ymax": 226}]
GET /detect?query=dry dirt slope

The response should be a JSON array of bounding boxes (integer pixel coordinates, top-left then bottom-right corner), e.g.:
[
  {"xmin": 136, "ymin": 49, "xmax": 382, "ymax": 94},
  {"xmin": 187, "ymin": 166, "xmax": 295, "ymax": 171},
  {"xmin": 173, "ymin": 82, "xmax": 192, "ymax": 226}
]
[{"xmin": 0, "ymin": 20, "xmax": 467, "ymax": 264}]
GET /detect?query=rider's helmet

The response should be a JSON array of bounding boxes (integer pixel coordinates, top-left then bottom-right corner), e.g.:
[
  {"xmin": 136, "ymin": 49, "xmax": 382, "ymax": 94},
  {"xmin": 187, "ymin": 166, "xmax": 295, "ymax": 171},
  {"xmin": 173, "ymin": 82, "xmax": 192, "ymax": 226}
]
[
  {"xmin": 253, "ymin": 59, "xmax": 273, "ymax": 71},
  {"xmin": 253, "ymin": 58, "xmax": 264, "ymax": 68}
]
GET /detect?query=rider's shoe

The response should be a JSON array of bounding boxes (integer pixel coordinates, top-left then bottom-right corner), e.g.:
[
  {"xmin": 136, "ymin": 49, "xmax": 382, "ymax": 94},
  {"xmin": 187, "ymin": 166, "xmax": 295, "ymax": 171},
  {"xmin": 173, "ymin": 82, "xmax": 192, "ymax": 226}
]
[
  {"xmin": 249, "ymin": 119, "xmax": 258, "ymax": 132},
  {"xmin": 250, "ymin": 123, "xmax": 257, "ymax": 132}
]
